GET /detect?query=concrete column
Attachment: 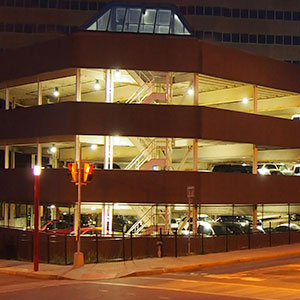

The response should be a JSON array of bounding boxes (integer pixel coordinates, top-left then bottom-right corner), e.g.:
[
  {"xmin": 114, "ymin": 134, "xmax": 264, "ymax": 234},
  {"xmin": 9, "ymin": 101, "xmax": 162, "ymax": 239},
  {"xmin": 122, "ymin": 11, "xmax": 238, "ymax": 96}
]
[
  {"xmin": 75, "ymin": 68, "xmax": 81, "ymax": 102},
  {"xmin": 10, "ymin": 204, "xmax": 15, "ymax": 227},
  {"xmin": 166, "ymin": 72, "xmax": 172, "ymax": 104},
  {"xmin": 74, "ymin": 204, "xmax": 78, "ymax": 233},
  {"xmin": 102, "ymin": 204, "xmax": 107, "ymax": 235},
  {"xmin": 4, "ymin": 146, "xmax": 9, "ymax": 169},
  {"xmin": 252, "ymin": 204, "xmax": 258, "ymax": 232},
  {"xmin": 164, "ymin": 205, "xmax": 169, "ymax": 233},
  {"xmin": 4, "ymin": 203, "xmax": 9, "ymax": 226},
  {"xmin": 253, "ymin": 85, "xmax": 258, "ymax": 113},
  {"xmin": 5, "ymin": 88, "xmax": 9, "ymax": 110},
  {"xmin": 37, "ymin": 81, "xmax": 42, "ymax": 106},
  {"xmin": 11, "ymin": 147, "xmax": 15, "ymax": 168},
  {"xmin": 165, "ymin": 138, "xmax": 172, "ymax": 170},
  {"xmin": 253, "ymin": 145, "xmax": 258, "ymax": 174},
  {"xmin": 31, "ymin": 154, "xmax": 36, "ymax": 168},
  {"xmin": 37, "ymin": 144, "xmax": 42, "ymax": 167}
]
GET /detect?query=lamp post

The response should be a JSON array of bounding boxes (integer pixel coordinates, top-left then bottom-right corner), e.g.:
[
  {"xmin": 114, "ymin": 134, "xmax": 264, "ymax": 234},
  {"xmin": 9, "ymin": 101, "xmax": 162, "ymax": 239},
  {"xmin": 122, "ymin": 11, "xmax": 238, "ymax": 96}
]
[{"xmin": 33, "ymin": 165, "xmax": 41, "ymax": 272}]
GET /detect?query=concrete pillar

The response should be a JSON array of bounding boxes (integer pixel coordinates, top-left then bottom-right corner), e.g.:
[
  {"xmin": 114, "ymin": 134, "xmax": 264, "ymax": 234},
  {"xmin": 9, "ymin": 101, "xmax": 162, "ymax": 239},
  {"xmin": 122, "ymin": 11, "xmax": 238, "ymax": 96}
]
[
  {"xmin": 253, "ymin": 85, "xmax": 258, "ymax": 113},
  {"xmin": 10, "ymin": 204, "xmax": 15, "ymax": 227},
  {"xmin": 193, "ymin": 73, "xmax": 199, "ymax": 171},
  {"xmin": 11, "ymin": 147, "xmax": 15, "ymax": 168},
  {"xmin": 192, "ymin": 205, "xmax": 197, "ymax": 235},
  {"xmin": 37, "ymin": 81, "xmax": 42, "ymax": 106},
  {"xmin": 5, "ymin": 88, "xmax": 9, "ymax": 110},
  {"xmin": 164, "ymin": 205, "xmax": 168, "ymax": 233},
  {"xmin": 253, "ymin": 145, "xmax": 258, "ymax": 174},
  {"xmin": 4, "ymin": 203, "xmax": 9, "ymax": 226},
  {"xmin": 4, "ymin": 146, "xmax": 9, "ymax": 169},
  {"xmin": 37, "ymin": 144, "xmax": 42, "ymax": 167},
  {"xmin": 75, "ymin": 69, "xmax": 81, "ymax": 102},
  {"xmin": 102, "ymin": 204, "xmax": 107, "ymax": 235},
  {"xmin": 31, "ymin": 154, "xmax": 36, "ymax": 168}
]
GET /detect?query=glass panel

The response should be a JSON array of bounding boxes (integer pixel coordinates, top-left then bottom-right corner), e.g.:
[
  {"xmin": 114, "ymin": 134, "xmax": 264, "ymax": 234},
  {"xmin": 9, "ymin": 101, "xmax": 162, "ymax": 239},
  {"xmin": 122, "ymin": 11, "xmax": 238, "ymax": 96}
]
[
  {"xmin": 97, "ymin": 9, "xmax": 110, "ymax": 31},
  {"xmin": 155, "ymin": 9, "xmax": 171, "ymax": 34},
  {"xmin": 139, "ymin": 8, "xmax": 156, "ymax": 33},
  {"xmin": 108, "ymin": 7, "xmax": 126, "ymax": 32},
  {"xmin": 173, "ymin": 14, "xmax": 184, "ymax": 34},
  {"xmin": 124, "ymin": 8, "xmax": 142, "ymax": 32}
]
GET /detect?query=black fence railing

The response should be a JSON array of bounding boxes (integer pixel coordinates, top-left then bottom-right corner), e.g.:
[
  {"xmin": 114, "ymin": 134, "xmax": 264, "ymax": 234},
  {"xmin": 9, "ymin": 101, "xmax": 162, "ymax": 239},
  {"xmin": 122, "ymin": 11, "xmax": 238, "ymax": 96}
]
[{"xmin": 1, "ymin": 226, "xmax": 300, "ymax": 265}]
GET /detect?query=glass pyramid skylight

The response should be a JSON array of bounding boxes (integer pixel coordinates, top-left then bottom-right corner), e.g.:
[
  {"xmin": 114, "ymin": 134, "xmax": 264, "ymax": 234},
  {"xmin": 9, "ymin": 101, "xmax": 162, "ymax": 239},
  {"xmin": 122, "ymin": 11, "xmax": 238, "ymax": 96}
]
[{"xmin": 82, "ymin": 3, "xmax": 191, "ymax": 35}]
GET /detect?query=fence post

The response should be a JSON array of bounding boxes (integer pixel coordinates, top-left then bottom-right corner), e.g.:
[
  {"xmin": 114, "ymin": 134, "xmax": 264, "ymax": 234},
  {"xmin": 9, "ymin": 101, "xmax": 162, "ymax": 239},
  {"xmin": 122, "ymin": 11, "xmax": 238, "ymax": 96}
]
[
  {"xmin": 160, "ymin": 228, "xmax": 163, "ymax": 257},
  {"xmin": 130, "ymin": 232, "xmax": 133, "ymax": 260},
  {"xmin": 174, "ymin": 229, "xmax": 178, "ymax": 257},
  {"xmin": 269, "ymin": 222, "xmax": 272, "ymax": 247},
  {"xmin": 122, "ymin": 230, "xmax": 126, "ymax": 261}
]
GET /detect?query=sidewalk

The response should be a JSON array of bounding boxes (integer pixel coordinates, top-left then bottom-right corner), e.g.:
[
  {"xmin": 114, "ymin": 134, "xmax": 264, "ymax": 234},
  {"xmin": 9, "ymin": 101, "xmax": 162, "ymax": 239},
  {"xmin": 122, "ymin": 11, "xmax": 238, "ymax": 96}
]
[{"xmin": 1, "ymin": 243, "xmax": 300, "ymax": 281}]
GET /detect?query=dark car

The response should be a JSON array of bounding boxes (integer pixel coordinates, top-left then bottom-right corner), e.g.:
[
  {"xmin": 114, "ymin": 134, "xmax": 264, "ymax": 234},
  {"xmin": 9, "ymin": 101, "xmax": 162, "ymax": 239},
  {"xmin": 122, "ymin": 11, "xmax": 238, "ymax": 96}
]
[
  {"xmin": 212, "ymin": 164, "xmax": 252, "ymax": 174},
  {"xmin": 196, "ymin": 222, "xmax": 232, "ymax": 236},
  {"xmin": 221, "ymin": 223, "xmax": 245, "ymax": 235},
  {"xmin": 112, "ymin": 215, "xmax": 137, "ymax": 232}
]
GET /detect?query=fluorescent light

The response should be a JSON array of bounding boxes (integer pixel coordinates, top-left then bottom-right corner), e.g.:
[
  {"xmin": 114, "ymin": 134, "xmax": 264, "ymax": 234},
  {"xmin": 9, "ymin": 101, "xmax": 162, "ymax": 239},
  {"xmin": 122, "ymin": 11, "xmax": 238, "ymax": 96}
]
[
  {"xmin": 115, "ymin": 69, "xmax": 121, "ymax": 78},
  {"xmin": 242, "ymin": 97, "xmax": 248, "ymax": 104},
  {"xmin": 50, "ymin": 146, "xmax": 56, "ymax": 153}
]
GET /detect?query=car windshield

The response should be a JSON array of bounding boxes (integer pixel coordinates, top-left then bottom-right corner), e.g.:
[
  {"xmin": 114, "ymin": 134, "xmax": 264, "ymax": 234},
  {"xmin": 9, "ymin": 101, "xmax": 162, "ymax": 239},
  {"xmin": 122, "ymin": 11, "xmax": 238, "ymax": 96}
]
[
  {"xmin": 277, "ymin": 164, "xmax": 288, "ymax": 171},
  {"xmin": 212, "ymin": 224, "xmax": 228, "ymax": 235}
]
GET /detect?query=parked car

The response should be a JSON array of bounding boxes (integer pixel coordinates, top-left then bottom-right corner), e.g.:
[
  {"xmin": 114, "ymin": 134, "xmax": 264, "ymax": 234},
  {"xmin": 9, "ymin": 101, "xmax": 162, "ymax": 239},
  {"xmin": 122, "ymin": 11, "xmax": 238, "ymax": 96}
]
[
  {"xmin": 196, "ymin": 221, "xmax": 232, "ymax": 236},
  {"xmin": 212, "ymin": 164, "xmax": 252, "ymax": 174},
  {"xmin": 292, "ymin": 164, "xmax": 300, "ymax": 176},
  {"xmin": 112, "ymin": 215, "xmax": 137, "ymax": 232},
  {"xmin": 218, "ymin": 223, "xmax": 245, "ymax": 235},
  {"xmin": 274, "ymin": 223, "xmax": 300, "ymax": 232},
  {"xmin": 257, "ymin": 163, "xmax": 282, "ymax": 175},
  {"xmin": 174, "ymin": 214, "xmax": 214, "ymax": 233},
  {"xmin": 41, "ymin": 220, "xmax": 73, "ymax": 234},
  {"xmin": 275, "ymin": 163, "xmax": 293, "ymax": 176}
]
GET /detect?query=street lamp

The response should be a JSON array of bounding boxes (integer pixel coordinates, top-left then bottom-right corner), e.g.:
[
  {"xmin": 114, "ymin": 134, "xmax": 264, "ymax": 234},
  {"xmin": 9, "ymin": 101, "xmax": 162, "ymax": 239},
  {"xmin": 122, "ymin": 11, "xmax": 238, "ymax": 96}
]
[{"xmin": 33, "ymin": 165, "xmax": 41, "ymax": 272}]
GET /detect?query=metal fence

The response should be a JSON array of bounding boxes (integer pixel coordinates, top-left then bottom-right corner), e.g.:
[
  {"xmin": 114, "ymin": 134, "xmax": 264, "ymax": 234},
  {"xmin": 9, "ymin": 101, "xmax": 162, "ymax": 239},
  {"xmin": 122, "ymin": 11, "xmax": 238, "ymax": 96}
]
[{"xmin": 1, "ymin": 226, "xmax": 300, "ymax": 265}]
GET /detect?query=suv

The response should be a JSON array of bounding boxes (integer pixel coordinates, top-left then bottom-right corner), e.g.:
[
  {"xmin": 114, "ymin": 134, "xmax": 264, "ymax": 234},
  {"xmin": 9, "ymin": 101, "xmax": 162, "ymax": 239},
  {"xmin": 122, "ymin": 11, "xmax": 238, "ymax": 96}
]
[{"xmin": 257, "ymin": 163, "xmax": 282, "ymax": 175}]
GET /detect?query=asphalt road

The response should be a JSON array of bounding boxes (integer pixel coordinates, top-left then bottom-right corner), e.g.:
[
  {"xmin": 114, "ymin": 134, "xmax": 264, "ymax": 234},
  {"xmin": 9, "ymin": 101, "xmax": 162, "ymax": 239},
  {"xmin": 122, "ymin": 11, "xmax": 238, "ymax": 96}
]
[{"xmin": 1, "ymin": 255, "xmax": 300, "ymax": 300}]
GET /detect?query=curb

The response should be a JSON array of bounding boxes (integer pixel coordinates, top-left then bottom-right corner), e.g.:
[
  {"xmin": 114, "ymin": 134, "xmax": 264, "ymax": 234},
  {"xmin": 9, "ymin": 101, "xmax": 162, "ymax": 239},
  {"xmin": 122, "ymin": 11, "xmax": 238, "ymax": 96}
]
[
  {"xmin": 120, "ymin": 249, "xmax": 300, "ymax": 279},
  {"xmin": 0, "ymin": 268, "xmax": 66, "ymax": 280}
]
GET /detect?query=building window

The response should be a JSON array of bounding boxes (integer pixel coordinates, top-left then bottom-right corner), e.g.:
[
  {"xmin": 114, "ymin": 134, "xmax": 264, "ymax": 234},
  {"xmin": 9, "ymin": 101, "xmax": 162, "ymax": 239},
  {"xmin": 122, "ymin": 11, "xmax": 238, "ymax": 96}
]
[
  {"xmin": 49, "ymin": 0, "xmax": 56, "ymax": 8},
  {"xmin": 249, "ymin": 9, "xmax": 257, "ymax": 18},
  {"xmin": 232, "ymin": 33, "xmax": 239, "ymax": 42},
  {"xmin": 15, "ymin": 0, "xmax": 24, "ymax": 6},
  {"xmin": 195, "ymin": 30, "xmax": 203, "ymax": 38},
  {"xmin": 213, "ymin": 32, "xmax": 222, "ymax": 41},
  {"xmin": 204, "ymin": 31, "xmax": 212, "ymax": 40},
  {"xmin": 275, "ymin": 11, "xmax": 283, "ymax": 20},
  {"xmin": 284, "ymin": 36, "xmax": 292, "ymax": 45},
  {"xmin": 284, "ymin": 11, "xmax": 292, "ymax": 20},
  {"xmin": 71, "ymin": 0, "xmax": 78, "ymax": 9},
  {"xmin": 249, "ymin": 34, "xmax": 257, "ymax": 43},
  {"xmin": 213, "ymin": 7, "xmax": 221, "ymax": 16},
  {"xmin": 6, "ymin": 0, "xmax": 14, "ymax": 6},
  {"xmin": 24, "ymin": 23, "xmax": 35, "ymax": 33},
  {"xmin": 241, "ymin": 33, "xmax": 248, "ymax": 43},
  {"xmin": 196, "ymin": 6, "xmax": 203, "ymax": 15},
  {"xmin": 223, "ymin": 32, "xmax": 231, "ymax": 42},
  {"xmin": 15, "ymin": 23, "xmax": 23, "ymax": 32},
  {"xmin": 232, "ymin": 8, "xmax": 240, "ymax": 18},
  {"xmin": 275, "ymin": 35, "xmax": 283, "ymax": 44},
  {"xmin": 266, "ymin": 35, "xmax": 274, "ymax": 44},
  {"xmin": 241, "ymin": 9, "xmax": 248, "ymax": 18},
  {"xmin": 37, "ymin": 24, "xmax": 46, "ymax": 32},
  {"xmin": 204, "ymin": 7, "xmax": 212, "ymax": 16},
  {"xmin": 258, "ymin": 10, "xmax": 266, "ymax": 19},
  {"xmin": 179, "ymin": 6, "xmax": 186, "ymax": 15},
  {"xmin": 88, "ymin": 1, "xmax": 97, "ymax": 10},
  {"xmin": 293, "ymin": 12, "xmax": 300, "ymax": 21},
  {"xmin": 40, "ymin": 0, "xmax": 48, "ymax": 8},
  {"xmin": 0, "ymin": 0, "xmax": 4, "ymax": 6},
  {"xmin": 293, "ymin": 36, "xmax": 300, "ymax": 45},
  {"xmin": 6, "ymin": 24, "xmax": 14, "ymax": 32},
  {"xmin": 0, "ymin": 23, "xmax": 4, "ymax": 32},
  {"xmin": 187, "ymin": 6, "xmax": 195, "ymax": 15},
  {"xmin": 267, "ymin": 10, "xmax": 274, "ymax": 19},
  {"xmin": 222, "ymin": 7, "xmax": 231, "ymax": 17},
  {"xmin": 80, "ymin": 1, "xmax": 87, "ymax": 10},
  {"xmin": 258, "ymin": 34, "xmax": 265, "ymax": 44}
]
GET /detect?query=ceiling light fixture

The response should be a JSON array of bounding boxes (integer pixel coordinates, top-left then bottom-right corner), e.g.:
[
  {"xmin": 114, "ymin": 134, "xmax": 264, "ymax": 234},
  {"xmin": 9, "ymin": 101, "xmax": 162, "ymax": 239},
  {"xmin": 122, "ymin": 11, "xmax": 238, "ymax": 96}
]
[
  {"xmin": 50, "ymin": 145, "xmax": 56, "ymax": 153},
  {"xmin": 115, "ymin": 69, "xmax": 121, "ymax": 78},
  {"xmin": 242, "ymin": 97, "xmax": 248, "ymax": 104},
  {"xmin": 187, "ymin": 88, "xmax": 193, "ymax": 95},
  {"xmin": 53, "ymin": 87, "xmax": 59, "ymax": 97},
  {"xmin": 90, "ymin": 144, "xmax": 97, "ymax": 150},
  {"xmin": 94, "ymin": 79, "xmax": 100, "ymax": 90}
]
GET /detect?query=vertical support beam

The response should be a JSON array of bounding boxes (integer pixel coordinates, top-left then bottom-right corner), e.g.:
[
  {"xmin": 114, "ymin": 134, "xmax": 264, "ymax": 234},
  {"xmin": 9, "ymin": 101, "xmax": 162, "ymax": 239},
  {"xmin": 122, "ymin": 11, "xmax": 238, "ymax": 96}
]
[
  {"xmin": 252, "ymin": 145, "xmax": 258, "ymax": 174},
  {"xmin": 11, "ymin": 147, "xmax": 15, "ymax": 168},
  {"xmin": 166, "ymin": 72, "xmax": 171, "ymax": 104},
  {"xmin": 4, "ymin": 203, "xmax": 9, "ymax": 226},
  {"xmin": 74, "ymin": 136, "xmax": 80, "ymax": 237},
  {"xmin": 253, "ymin": 85, "xmax": 258, "ymax": 114},
  {"xmin": 75, "ymin": 68, "xmax": 81, "ymax": 102},
  {"xmin": 37, "ymin": 81, "xmax": 42, "ymax": 106},
  {"xmin": 5, "ymin": 88, "xmax": 9, "ymax": 110},
  {"xmin": 37, "ymin": 144, "xmax": 42, "ymax": 168},
  {"xmin": 164, "ymin": 205, "xmax": 168, "ymax": 234},
  {"xmin": 4, "ymin": 146, "xmax": 9, "ymax": 169},
  {"xmin": 31, "ymin": 154, "xmax": 36, "ymax": 168},
  {"xmin": 252, "ymin": 204, "xmax": 258, "ymax": 232}
]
